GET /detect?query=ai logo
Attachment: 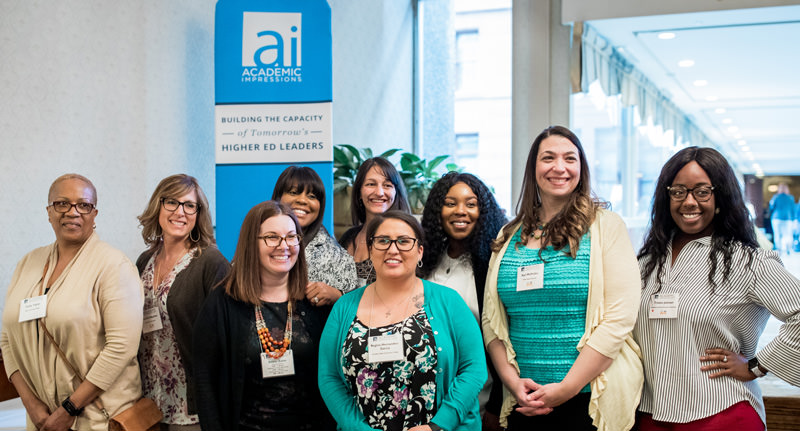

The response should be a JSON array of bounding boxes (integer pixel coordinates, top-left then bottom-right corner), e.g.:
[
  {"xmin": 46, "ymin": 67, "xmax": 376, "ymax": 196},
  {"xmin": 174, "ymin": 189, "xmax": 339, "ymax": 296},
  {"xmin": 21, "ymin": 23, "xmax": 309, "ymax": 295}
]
[{"xmin": 241, "ymin": 12, "xmax": 302, "ymax": 83}]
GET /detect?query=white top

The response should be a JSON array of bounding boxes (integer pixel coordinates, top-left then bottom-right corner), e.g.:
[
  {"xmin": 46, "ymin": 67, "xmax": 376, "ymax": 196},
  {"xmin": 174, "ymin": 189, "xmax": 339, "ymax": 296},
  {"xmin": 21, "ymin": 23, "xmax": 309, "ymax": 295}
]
[
  {"xmin": 634, "ymin": 236, "xmax": 800, "ymax": 424},
  {"xmin": 428, "ymin": 253, "xmax": 479, "ymax": 322}
]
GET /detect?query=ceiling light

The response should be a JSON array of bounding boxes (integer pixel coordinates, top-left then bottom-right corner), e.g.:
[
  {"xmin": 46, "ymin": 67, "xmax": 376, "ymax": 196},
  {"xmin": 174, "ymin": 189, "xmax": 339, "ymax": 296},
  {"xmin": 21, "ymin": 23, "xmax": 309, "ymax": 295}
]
[
  {"xmin": 742, "ymin": 146, "xmax": 750, "ymax": 151},
  {"xmin": 722, "ymin": 118, "xmax": 732, "ymax": 124},
  {"xmin": 768, "ymin": 184, "xmax": 778, "ymax": 192},
  {"xmin": 705, "ymin": 96, "xmax": 719, "ymax": 102},
  {"xmin": 727, "ymin": 126, "xmax": 739, "ymax": 133},
  {"xmin": 756, "ymin": 172, "xmax": 765, "ymax": 179},
  {"xmin": 694, "ymin": 80, "xmax": 708, "ymax": 87},
  {"xmin": 715, "ymin": 108, "xmax": 726, "ymax": 114},
  {"xmin": 658, "ymin": 32, "xmax": 676, "ymax": 40},
  {"xmin": 678, "ymin": 59, "xmax": 695, "ymax": 68},
  {"xmin": 737, "ymin": 140, "xmax": 747, "ymax": 146}
]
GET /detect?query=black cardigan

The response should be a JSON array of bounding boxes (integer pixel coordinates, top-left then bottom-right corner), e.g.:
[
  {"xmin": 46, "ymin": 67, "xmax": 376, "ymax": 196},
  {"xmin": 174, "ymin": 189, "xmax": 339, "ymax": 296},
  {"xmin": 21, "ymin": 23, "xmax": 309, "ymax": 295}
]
[{"xmin": 135, "ymin": 246, "xmax": 231, "ymax": 414}]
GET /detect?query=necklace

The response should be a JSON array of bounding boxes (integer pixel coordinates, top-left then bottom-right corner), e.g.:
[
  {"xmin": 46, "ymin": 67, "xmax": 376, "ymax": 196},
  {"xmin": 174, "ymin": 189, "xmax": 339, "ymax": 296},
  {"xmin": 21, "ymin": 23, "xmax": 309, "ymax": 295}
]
[
  {"xmin": 373, "ymin": 285, "xmax": 415, "ymax": 319},
  {"xmin": 255, "ymin": 301, "xmax": 293, "ymax": 359},
  {"xmin": 532, "ymin": 223, "xmax": 547, "ymax": 240}
]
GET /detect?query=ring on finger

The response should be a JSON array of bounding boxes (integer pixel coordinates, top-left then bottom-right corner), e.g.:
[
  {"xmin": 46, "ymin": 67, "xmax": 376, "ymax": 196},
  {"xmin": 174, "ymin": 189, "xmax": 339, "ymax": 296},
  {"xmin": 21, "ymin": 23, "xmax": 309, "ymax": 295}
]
[
  {"xmin": 722, "ymin": 355, "xmax": 728, "ymax": 363},
  {"xmin": 313, "ymin": 296, "xmax": 319, "ymax": 304}
]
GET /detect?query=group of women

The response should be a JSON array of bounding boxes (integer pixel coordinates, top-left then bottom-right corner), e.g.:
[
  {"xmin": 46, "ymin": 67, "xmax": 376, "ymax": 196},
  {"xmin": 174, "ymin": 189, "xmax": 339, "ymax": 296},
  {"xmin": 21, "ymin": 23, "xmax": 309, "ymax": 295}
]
[{"xmin": 1, "ymin": 125, "xmax": 799, "ymax": 431}]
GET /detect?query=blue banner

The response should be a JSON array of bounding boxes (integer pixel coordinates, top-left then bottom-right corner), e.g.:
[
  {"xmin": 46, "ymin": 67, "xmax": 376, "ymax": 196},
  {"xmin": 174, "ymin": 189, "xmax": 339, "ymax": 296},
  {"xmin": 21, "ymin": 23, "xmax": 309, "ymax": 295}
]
[{"xmin": 215, "ymin": 0, "xmax": 332, "ymax": 259}]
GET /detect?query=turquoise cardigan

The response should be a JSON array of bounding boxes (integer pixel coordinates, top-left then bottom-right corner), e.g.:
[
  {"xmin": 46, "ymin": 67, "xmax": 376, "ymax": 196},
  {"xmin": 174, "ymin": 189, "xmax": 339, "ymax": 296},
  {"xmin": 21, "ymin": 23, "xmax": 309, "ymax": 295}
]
[{"xmin": 318, "ymin": 279, "xmax": 487, "ymax": 430}]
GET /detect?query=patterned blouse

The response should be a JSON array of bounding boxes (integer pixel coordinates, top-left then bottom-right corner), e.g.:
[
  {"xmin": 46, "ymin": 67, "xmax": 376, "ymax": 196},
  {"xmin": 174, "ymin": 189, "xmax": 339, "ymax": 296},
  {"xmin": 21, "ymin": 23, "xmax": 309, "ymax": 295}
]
[
  {"xmin": 139, "ymin": 249, "xmax": 197, "ymax": 425},
  {"xmin": 306, "ymin": 226, "xmax": 359, "ymax": 293},
  {"xmin": 343, "ymin": 309, "xmax": 438, "ymax": 431}
]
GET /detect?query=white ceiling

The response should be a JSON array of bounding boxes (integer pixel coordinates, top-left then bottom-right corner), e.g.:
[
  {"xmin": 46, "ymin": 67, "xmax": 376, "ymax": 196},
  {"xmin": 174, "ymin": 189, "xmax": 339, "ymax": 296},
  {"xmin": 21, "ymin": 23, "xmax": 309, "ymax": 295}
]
[{"xmin": 588, "ymin": 5, "xmax": 800, "ymax": 176}]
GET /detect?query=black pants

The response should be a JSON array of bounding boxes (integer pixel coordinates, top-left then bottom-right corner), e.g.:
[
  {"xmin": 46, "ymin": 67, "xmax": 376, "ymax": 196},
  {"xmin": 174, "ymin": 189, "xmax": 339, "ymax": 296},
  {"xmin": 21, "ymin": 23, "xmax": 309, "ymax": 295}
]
[{"xmin": 506, "ymin": 392, "xmax": 596, "ymax": 430}]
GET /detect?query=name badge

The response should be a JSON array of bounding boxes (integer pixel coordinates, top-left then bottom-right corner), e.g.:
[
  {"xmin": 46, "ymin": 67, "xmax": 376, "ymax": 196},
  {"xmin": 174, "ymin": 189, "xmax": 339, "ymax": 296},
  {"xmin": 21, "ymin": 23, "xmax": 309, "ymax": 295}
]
[
  {"xmin": 142, "ymin": 306, "xmax": 163, "ymax": 333},
  {"xmin": 648, "ymin": 293, "xmax": 679, "ymax": 319},
  {"xmin": 367, "ymin": 332, "xmax": 404, "ymax": 363},
  {"xmin": 516, "ymin": 264, "xmax": 544, "ymax": 292},
  {"xmin": 261, "ymin": 350, "xmax": 295, "ymax": 378},
  {"xmin": 19, "ymin": 295, "xmax": 47, "ymax": 322}
]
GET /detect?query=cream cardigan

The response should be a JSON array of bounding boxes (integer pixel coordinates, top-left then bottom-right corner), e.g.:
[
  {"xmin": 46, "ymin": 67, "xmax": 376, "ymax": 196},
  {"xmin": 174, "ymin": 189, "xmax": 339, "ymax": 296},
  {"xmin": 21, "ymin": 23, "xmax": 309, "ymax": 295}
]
[
  {"xmin": 1, "ymin": 233, "xmax": 144, "ymax": 431},
  {"xmin": 481, "ymin": 209, "xmax": 643, "ymax": 430}
]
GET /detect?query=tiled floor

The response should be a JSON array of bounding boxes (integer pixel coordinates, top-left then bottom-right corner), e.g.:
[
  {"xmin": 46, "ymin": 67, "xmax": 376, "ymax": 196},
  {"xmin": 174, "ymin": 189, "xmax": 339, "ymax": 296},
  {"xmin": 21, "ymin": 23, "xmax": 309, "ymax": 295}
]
[{"xmin": 0, "ymin": 249, "xmax": 797, "ymax": 428}]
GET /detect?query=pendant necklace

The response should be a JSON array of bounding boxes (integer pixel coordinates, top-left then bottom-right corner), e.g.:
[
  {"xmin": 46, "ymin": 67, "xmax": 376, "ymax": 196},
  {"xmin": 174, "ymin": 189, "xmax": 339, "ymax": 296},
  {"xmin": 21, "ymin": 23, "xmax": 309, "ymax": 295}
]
[{"xmin": 532, "ymin": 222, "xmax": 547, "ymax": 240}]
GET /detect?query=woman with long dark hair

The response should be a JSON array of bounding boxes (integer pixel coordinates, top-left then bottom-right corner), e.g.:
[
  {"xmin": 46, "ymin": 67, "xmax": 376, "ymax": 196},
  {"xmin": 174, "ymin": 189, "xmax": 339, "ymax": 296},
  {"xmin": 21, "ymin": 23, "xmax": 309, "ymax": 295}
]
[
  {"xmin": 339, "ymin": 157, "xmax": 412, "ymax": 286},
  {"xmin": 482, "ymin": 126, "xmax": 642, "ymax": 431},
  {"xmin": 193, "ymin": 201, "xmax": 333, "ymax": 431},
  {"xmin": 421, "ymin": 172, "xmax": 507, "ymax": 429},
  {"xmin": 635, "ymin": 147, "xmax": 800, "ymax": 430}
]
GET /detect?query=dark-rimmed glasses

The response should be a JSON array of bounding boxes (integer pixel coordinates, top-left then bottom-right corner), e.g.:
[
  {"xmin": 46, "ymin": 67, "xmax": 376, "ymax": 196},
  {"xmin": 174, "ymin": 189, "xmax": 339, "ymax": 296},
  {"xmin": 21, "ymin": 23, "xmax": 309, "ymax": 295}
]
[
  {"xmin": 258, "ymin": 234, "xmax": 302, "ymax": 247},
  {"xmin": 161, "ymin": 198, "xmax": 199, "ymax": 215},
  {"xmin": 666, "ymin": 185, "xmax": 715, "ymax": 202},
  {"xmin": 370, "ymin": 236, "xmax": 418, "ymax": 251},
  {"xmin": 50, "ymin": 201, "xmax": 95, "ymax": 214}
]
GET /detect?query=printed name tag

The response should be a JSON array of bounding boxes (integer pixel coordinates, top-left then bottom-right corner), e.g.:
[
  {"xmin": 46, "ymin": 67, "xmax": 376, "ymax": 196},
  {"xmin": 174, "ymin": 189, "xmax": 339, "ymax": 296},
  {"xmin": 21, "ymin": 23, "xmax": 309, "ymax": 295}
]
[
  {"xmin": 19, "ymin": 295, "xmax": 47, "ymax": 322},
  {"xmin": 142, "ymin": 306, "xmax": 163, "ymax": 333},
  {"xmin": 261, "ymin": 350, "xmax": 295, "ymax": 378},
  {"xmin": 648, "ymin": 293, "xmax": 679, "ymax": 319},
  {"xmin": 516, "ymin": 264, "xmax": 544, "ymax": 291},
  {"xmin": 367, "ymin": 332, "xmax": 404, "ymax": 363}
]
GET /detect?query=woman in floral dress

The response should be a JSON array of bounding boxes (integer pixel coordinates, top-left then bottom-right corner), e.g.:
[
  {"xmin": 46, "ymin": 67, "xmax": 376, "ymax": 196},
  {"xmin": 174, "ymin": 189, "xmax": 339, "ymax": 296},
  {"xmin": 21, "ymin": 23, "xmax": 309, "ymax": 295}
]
[
  {"xmin": 319, "ymin": 211, "xmax": 486, "ymax": 431},
  {"xmin": 136, "ymin": 174, "xmax": 230, "ymax": 430}
]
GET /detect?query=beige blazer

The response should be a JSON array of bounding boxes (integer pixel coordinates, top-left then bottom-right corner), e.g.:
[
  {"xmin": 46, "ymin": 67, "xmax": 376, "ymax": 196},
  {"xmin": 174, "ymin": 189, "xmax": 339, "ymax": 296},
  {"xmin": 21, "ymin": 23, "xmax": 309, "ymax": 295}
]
[{"xmin": 1, "ymin": 233, "xmax": 144, "ymax": 431}]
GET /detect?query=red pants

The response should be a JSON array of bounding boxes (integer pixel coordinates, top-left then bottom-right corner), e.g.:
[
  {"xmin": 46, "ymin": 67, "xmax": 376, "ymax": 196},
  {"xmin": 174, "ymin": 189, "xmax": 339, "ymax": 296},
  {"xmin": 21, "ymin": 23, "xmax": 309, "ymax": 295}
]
[{"xmin": 637, "ymin": 401, "xmax": 763, "ymax": 431}]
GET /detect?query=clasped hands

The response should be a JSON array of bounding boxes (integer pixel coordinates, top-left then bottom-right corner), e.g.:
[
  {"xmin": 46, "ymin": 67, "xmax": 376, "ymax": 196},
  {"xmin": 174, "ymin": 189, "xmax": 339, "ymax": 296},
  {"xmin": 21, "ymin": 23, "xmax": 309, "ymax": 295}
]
[{"xmin": 511, "ymin": 378, "xmax": 578, "ymax": 416}]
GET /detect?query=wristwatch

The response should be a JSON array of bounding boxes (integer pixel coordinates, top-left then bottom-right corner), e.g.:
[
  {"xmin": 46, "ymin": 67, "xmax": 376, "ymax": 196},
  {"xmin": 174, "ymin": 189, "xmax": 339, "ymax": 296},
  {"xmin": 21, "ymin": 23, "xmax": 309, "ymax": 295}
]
[
  {"xmin": 748, "ymin": 357, "xmax": 767, "ymax": 378},
  {"xmin": 61, "ymin": 396, "xmax": 84, "ymax": 416}
]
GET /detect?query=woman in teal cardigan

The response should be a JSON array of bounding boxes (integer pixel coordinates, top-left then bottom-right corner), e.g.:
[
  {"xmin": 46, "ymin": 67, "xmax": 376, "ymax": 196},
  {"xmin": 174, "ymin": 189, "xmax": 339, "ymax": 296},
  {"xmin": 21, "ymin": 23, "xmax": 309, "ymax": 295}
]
[{"xmin": 318, "ymin": 211, "xmax": 487, "ymax": 431}]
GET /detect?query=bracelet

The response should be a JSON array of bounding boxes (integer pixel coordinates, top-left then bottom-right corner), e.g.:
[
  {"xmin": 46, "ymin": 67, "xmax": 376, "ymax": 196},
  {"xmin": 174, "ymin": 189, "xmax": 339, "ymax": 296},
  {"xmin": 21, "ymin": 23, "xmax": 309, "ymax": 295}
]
[{"xmin": 61, "ymin": 396, "xmax": 84, "ymax": 416}]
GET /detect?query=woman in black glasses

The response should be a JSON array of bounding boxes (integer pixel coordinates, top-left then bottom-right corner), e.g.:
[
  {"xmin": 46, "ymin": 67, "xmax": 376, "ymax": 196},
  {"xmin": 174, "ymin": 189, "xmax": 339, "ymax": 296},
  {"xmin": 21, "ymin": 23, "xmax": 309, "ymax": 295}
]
[
  {"xmin": 319, "ymin": 211, "xmax": 486, "ymax": 431},
  {"xmin": 634, "ymin": 147, "xmax": 800, "ymax": 430},
  {"xmin": 193, "ymin": 201, "xmax": 333, "ymax": 431},
  {"xmin": 1, "ymin": 174, "xmax": 143, "ymax": 430},
  {"xmin": 135, "ymin": 174, "xmax": 230, "ymax": 430}
]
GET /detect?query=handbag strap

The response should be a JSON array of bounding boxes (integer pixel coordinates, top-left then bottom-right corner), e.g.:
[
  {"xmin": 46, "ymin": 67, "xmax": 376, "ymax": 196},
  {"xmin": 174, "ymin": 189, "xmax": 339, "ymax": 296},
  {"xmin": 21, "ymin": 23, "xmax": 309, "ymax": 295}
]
[{"xmin": 37, "ymin": 263, "xmax": 110, "ymax": 419}]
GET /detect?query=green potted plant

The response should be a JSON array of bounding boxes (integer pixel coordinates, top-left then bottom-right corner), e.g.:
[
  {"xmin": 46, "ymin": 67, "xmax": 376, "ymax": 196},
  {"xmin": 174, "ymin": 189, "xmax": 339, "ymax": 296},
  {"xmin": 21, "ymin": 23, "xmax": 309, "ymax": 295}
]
[{"xmin": 398, "ymin": 152, "xmax": 461, "ymax": 213}]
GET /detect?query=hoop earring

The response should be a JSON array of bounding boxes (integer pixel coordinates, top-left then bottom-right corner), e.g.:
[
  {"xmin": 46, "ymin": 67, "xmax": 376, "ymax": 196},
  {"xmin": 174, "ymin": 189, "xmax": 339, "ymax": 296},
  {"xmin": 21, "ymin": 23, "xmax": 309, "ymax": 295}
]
[
  {"xmin": 715, "ymin": 208, "xmax": 720, "ymax": 214},
  {"xmin": 190, "ymin": 229, "xmax": 200, "ymax": 243},
  {"xmin": 417, "ymin": 260, "xmax": 423, "ymax": 268},
  {"xmin": 156, "ymin": 225, "xmax": 163, "ymax": 239}
]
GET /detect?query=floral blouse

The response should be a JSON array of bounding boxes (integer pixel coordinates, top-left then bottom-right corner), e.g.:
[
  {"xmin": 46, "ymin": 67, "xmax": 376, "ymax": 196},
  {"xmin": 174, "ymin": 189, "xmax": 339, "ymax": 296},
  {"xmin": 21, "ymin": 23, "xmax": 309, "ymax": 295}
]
[
  {"xmin": 343, "ymin": 309, "xmax": 438, "ymax": 431},
  {"xmin": 139, "ymin": 249, "xmax": 197, "ymax": 425}
]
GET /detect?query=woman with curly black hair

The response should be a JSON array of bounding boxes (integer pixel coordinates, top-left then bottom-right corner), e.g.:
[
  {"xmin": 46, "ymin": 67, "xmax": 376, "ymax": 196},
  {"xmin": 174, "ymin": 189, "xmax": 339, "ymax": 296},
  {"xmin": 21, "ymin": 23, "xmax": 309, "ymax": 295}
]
[
  {"xmin": 634, "ymin": 146, "xmax": 800, "ymax": 430},
  {"xmin": 420, "ymin": 172, "xmax": 506, "ymax": 320},
  {"xmin": 420, "ymin": 171, "xmax": 507, "ymax": 430}
]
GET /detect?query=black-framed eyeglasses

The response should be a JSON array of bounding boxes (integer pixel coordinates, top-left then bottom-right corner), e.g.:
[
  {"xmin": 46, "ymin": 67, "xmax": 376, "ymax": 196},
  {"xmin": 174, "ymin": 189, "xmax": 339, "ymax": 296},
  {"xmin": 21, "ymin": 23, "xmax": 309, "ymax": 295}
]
[
  {"xmin": 666, "ymin": 185, "xmax": 715, "ymax": 202},
  {"xmin": 161, "ymin": 198, "xmax": 200, "ymax": 215},
  {"xmin": 258, "ymin": 234, "xmax": 302, "ymax": 247},
  {"xmin": 49, "ymin": 201, "xmax": 95, "ymax": 214},
  {"xmin": 370, "ymin": 236, "xmax": 418, "ymax": 251}
]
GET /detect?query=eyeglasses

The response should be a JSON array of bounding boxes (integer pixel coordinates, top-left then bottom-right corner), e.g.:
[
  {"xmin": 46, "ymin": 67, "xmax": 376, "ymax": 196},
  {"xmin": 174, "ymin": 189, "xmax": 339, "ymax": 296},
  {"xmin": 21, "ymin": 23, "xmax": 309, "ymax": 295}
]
[
  {"xmin": 258, "ymin": 234, "xmax": 302, "ymax": 247},
  {"xmin": 370, "ymin": 236, "xmax": 418, "ymax": 251},
  {"xmin": 161, "ymin": 198, "xmax": 199, "ymax": 215},
  {"xmin": 50, "ymin": 201, "xmax": 95, "ymax": 214},
  {"xmin": 666, "ymin": 185, "xmax": 715, "ymax": 202}
]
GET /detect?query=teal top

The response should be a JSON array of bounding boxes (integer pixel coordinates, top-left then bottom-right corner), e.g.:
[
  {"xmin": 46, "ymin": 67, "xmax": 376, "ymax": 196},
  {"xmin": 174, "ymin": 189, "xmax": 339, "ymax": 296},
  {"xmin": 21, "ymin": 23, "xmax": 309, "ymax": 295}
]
[
  {"xmin": 497, "ymin": 229, "xmax": 591, "ymax": 393},
  {"xmin": 318, "ymin": 279, "xmax": 487, "ymax": 431}
]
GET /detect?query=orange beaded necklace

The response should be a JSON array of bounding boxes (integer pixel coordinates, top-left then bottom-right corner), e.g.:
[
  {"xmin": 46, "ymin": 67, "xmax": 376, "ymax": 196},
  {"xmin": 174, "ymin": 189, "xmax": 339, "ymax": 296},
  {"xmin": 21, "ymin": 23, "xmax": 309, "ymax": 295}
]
[{"xmin": 255, "ymin": 301, "xmax": 293, "ymax": 359}]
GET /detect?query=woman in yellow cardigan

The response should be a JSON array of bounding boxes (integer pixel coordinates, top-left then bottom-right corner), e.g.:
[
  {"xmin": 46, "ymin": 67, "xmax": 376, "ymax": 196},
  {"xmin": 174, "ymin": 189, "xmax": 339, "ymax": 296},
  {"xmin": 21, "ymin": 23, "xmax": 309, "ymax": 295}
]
[{"xmin": 481, "ymin": 126, "xmax": 643, "ymax": 431}]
